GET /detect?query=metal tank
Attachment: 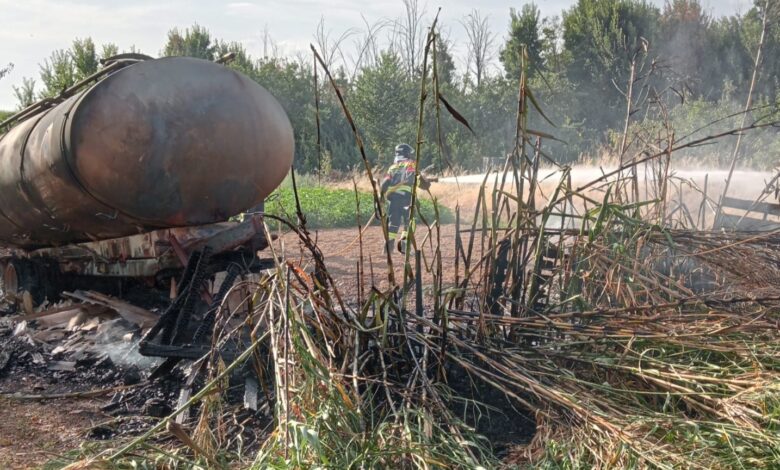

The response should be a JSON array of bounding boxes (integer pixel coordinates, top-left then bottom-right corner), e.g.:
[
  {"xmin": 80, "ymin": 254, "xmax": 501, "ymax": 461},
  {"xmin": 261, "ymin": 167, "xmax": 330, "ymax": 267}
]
[{"xmin": 0, "ymin": 56, "xmax": 294, "ymax": 249}]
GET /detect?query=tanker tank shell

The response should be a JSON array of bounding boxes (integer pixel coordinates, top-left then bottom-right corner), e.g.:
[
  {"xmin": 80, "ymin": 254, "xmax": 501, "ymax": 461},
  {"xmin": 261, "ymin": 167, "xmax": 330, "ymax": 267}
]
[{"xmin": 0, "ymin": 57, "xmax": 294, "ymax": 249}]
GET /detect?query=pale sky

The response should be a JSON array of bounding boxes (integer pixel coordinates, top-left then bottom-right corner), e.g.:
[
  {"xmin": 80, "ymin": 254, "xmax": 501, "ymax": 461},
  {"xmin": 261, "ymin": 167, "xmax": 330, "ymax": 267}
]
[{"xmin": 0, "ymin": 0, "xmax": 754, "ymax": 110}]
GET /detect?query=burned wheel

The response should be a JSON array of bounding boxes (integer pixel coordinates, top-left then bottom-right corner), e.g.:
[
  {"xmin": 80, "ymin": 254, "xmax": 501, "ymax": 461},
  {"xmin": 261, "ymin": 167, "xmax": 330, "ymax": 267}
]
[
  {"xmin": 2, "ymin": 261, "xmax": 17, "ymax": 299},
  {"xmin": 2, "ymin": 259, "xmax": 40, "ymax": 309},
  {"xmin": 0, "ymin": 260, "xmax": 10, "ymax": 308}
]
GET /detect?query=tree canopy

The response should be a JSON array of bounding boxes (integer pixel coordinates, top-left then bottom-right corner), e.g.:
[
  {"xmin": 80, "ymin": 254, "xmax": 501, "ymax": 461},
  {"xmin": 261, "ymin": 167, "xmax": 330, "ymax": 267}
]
[{"xmin": 5, "ymin": 0, "xmax": 779, "ymax": 170}]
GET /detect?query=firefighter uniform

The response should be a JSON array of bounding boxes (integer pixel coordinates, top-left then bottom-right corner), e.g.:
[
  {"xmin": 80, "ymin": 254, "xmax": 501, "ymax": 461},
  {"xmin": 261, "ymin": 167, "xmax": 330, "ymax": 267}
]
[{"xmin": 381, "ymin": 144, "xmax": 418, "ymax": 253}]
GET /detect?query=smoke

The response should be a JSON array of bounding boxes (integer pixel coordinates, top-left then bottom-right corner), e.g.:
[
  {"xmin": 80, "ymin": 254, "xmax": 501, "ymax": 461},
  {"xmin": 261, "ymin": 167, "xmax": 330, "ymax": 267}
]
[
  {"xmin": 440, "ymin": 165, "xmax": 772, "ymax": 196},
  {"xmin": 101, "ymin": 340, "xmax": 161, "ymax": 370},
  {"xmin": 89, "ymin": 318, "xmax": 161, "ymax": 369},
  {"xmin": 437, "ymin": 164, "xmax": 776, "ymax": 227}
]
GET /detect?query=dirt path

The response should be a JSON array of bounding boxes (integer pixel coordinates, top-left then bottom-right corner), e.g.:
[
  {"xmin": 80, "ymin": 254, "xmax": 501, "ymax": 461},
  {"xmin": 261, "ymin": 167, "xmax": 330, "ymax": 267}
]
[
  {"xmin": 274, "ymin": 223, "xmax": 462, "ymax": 303},
  {"xmin": 0, "ymin": 396, "xmax": 106, "ymax": 469},
  {"xmin": 0, "ymin": 332, "xmax": 126, "ymax": 469}
]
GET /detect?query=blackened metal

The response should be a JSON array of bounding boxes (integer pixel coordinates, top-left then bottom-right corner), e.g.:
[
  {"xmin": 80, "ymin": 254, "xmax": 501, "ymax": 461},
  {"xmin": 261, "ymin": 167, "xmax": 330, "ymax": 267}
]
[
  {"xmin": 193, "ymin": 263, "xmax": 242, "ymax": 343},
  {"xmin": 141, "ymin": 246, "xmax": 235, "ymax": 379},
  {"xmin": 139, "ymin": 250, "xmax": 203, "ymax": 352},
  {"xmin": 100, "ymin": 53, "xmax": 153, "ymax": 66},
  {"xmin": 140, "ymin": 344, "xmax": 214, "ymax": 360},
  {"xmin": 151, "ymin": 263, "xmax": 242, "ymax": 378},
  {"xmin": 168, "ymin": 247, "xmax": 213, "ymax": 345},
  {"xmin": 530, "ymin": 242, "xmax": 560, "ymax": 313}
]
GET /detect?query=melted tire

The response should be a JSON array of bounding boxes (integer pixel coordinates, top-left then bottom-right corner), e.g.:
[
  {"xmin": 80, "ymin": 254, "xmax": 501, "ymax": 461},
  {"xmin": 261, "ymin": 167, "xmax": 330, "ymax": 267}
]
[{"xmin": 2, "ymin": 258, "xmax": 60, "ymax": 308}]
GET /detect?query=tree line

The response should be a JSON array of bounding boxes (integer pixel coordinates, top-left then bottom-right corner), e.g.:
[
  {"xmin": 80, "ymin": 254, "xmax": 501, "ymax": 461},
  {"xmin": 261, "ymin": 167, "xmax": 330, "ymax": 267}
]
[{"xmin": 2, "ymin": 0, "xmax": 779, "ymax": 172}]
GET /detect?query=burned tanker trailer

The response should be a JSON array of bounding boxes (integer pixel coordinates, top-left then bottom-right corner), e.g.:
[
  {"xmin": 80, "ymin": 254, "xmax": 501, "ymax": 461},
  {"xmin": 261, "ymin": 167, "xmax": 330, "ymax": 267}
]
[{"xmin": 0, "ymin": 55, "xmax": 294, "ymax": 306}]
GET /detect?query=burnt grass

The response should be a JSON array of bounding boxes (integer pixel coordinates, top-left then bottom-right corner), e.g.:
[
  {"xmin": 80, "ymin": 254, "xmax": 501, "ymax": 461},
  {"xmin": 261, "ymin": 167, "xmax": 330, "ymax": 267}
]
[
  {"xmin": 445, "ymin": 362, "xmax": 537, "ymax": 458},
  {"xmin": 291, "ymin": 225, "xmax": 538, "ymax": 458}
]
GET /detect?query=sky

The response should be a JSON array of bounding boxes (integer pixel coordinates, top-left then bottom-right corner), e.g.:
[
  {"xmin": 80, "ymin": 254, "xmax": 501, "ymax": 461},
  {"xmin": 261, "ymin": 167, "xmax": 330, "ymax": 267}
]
[{"xmin": 0, "ymin": 0, "xmax": 755, "ymax": 110}]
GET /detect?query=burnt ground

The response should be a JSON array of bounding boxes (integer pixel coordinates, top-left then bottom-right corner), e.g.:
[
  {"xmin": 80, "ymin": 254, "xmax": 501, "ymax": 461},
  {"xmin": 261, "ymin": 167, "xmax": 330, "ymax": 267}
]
[
  {"xmin": 0, "ymin": 316, "xmax": 273, "ymax": 469},
  {"xmin": 0, "ymin": 225, "xmax": 534, "ymax": 468},
  {"xmin": 0, "ymin": 396, "xmax": 104, "ymax": 468},
  {"xmin": 275, "ymin": 223, "xmax": 462, "ymax": 303},
  {"xmin": 0, "ymin": 319, "xmax": 181, "ymax": 469}
]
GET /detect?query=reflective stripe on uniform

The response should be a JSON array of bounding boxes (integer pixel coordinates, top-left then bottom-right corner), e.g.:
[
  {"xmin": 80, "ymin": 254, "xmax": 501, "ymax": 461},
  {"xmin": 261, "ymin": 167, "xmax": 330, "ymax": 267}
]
[{"xmin": 387, "ymin": 184, "xmax": 412, "ymax": 195}]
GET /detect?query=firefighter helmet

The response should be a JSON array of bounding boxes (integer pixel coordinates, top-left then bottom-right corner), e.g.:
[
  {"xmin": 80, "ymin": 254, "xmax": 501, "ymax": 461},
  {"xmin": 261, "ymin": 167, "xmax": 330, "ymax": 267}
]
[{"xmin": 394, "ymin": 143, "xmax": 414, "ymax": 158}]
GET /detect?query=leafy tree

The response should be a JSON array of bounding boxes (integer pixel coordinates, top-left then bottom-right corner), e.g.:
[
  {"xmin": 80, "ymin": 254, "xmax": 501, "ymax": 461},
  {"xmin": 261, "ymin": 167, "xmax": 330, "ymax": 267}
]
[
  {"xmin": 562, "ymin": 0, "xmax": 660, "ymax": 138},
  {"xmin": 13, "ymin": 77, "xmax": 36, "ymax": 109},
  {"xmin": 433, "ymin": 36, "xmax": 457, "ymax": 87},
  {"xmin": 71, "ymin": 38, "xmax": 99, "ymax": 81},
  {"xmin": 215, "ymin": 40, "xmax": 256, "ymax": 76},
  {"xmin": 500, "ymin": 4, "xmax": 544, "ymax": 79},
  {"xmin": 448, "ymin": 75, "xmax": 517, "ymax": 166},
  {"xmin": 37, "ymin": 38, "xmax": 114, "ymax": 98},
  {"xmin": 100, "ymin": 43, "xmax": 119, "ymax": 61},
  {"xmin": 162, "ymin": 24, "xmax": 215, "ymax": 60},
  {"xmin": 0, "ymin": 64, "xmax": 13, "ymax": 124},
  {"xmin": 740, "ymin": 0, "xmax": 780, "ymax": 101},
  {"xmin": 563, "ymin": 0, "xmax": 659, "ymax": 84},
  {"xmin": 657, "ymin": 0, "xmax": 712, "ymax": 99},
  {"xmin": 350, "ymin": 51, "xmax": 415, "ymax": 160},
  {"xmin": 251, "ymin": 57, "xmax": 355, "ymax": 173},
  {"xmin": 254, "ymin": 58, "xmax": 317, "ymax": 170},
  {"xmin": 705, "ymin": 16, "xmax": 752, "ymax": 99},
  {"xmin": 39, "ymin": 49, "xmax": 75, "ymax": 97},
  {"xmin": 0, "ymin": 63, "xmax": 11, "ymax": 80},
  {"xmin": 541, "ymin": 16, "xmax": 567, "ymax": 73}
]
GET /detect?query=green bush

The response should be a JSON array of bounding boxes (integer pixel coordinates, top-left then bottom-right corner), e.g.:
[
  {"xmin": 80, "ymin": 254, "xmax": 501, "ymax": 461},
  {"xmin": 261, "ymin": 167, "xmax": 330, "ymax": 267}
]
[
  {"xmin": 265, "ymin": 186, "xmax": 454, "ymax": 229},
  {"xmin": 615, "ymin": 94, "xmax": 780, "ymax": 169}
]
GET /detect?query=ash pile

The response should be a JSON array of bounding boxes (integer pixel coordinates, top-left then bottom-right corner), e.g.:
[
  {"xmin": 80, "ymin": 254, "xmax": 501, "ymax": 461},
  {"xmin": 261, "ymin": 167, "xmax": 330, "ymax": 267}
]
[{"xmin": 0, "ymin": 248, "xmax": 272, "ymax": 444}]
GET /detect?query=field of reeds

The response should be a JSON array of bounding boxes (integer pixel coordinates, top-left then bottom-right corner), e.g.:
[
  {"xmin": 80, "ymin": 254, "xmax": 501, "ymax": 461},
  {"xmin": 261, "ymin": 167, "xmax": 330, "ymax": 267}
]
[{"xmin": 55, "ymin": 15, "xmax": 780, "ymax": 470}]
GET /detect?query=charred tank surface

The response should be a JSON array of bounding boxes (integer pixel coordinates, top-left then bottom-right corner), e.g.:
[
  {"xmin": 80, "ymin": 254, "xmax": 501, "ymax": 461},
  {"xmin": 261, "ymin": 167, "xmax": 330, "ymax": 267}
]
[{"xmin": 0, "ymin": 56, "xmax": 294, "ymax": 249}]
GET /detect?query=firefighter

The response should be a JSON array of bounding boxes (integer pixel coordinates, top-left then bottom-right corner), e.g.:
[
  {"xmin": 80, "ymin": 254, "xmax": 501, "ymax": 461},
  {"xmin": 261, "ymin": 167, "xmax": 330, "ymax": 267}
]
[{"xmin": 380, "ymin": 143, "xmax": 428, "ymax": 254}]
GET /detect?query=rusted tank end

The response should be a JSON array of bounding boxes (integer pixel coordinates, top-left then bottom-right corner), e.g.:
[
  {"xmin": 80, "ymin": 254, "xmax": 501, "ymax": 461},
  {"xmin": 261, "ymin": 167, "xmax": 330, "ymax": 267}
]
[{"xmin": 0, "ymin": 57, "xmax": 294, "ymax": 249}]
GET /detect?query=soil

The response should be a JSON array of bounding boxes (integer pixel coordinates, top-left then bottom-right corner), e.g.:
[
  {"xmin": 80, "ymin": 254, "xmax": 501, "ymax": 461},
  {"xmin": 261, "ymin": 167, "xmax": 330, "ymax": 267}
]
[
  {"xmin": 0, "ymin": 319, "xmax": 180, "ymax": 469},
  {"xmin": 447, "ymin": 366, "xmax": 537, "ymax": 459},
  {"xmin": 0, "ymin": 396, "xmax": 106, "ymax": 469},
  {"xmin": 276, "ymin": 224, "xmax": 464, "ymax": 305}
]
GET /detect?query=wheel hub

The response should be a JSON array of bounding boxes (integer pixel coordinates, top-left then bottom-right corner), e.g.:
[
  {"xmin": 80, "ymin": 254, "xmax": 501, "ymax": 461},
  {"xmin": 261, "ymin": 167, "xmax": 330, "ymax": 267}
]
[{"xmin": 2, "ymin": 263, "xmax": 19, "ymax": 300}]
